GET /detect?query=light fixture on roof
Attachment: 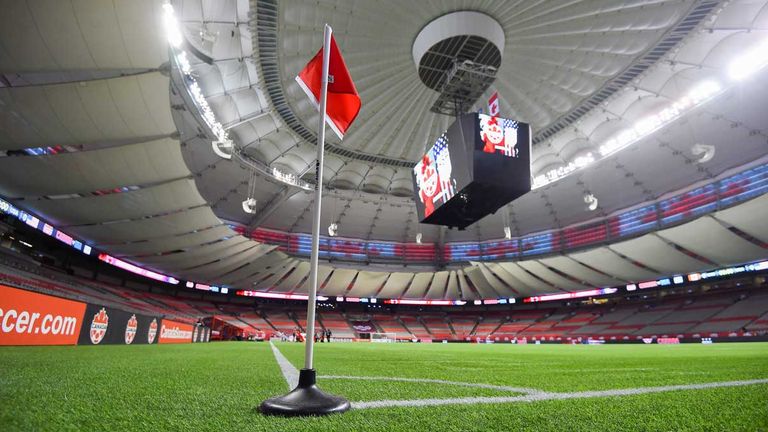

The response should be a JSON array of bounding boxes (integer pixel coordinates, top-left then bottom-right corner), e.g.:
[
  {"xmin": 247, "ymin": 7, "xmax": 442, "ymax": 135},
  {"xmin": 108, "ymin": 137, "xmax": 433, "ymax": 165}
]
[
  {"xmin": 161, "ymin": 3, "xmax": 183, "ymax": 48},
  {"xmin": 415, "ymin": 232, "xmax": 422, "ymax": 244},
  {"xmin": 503, "ymin": 226, "xmax": 512, "ymax": 240},
  {"xmin": 242, "ymin": 198, "xmax": 258, "ymax": 214},
  {"xmin": 502, "ymin": 210, "xmax": 512, "ymax": 239},
  {"xmin": 728, "ymin": 38, "xmax": 768, "ymax": 81},
  {"xmin": 584, "ymin": 193, "xmax": 598, "ymax": 212},
  {"xmin": 328, "ymin": 223, "xmax": 338, "ymax": 237},
  {"xmin": 242, "ymin": 169, "xmax": 258, "ymax": 214},
  {"xmin": 212, "ymin": 139, "xmax": 233, "ymax": 159},
  {"xmin": 199, "ymin": 27, "xmax": 218, "ymax": 44},
  {"xmin": 691, "ymin": 143, "xmax": 715, "ymax": 163},
  {"xmin": 534, "ymin": 79, "xmax": 723, "ymax": 189}
]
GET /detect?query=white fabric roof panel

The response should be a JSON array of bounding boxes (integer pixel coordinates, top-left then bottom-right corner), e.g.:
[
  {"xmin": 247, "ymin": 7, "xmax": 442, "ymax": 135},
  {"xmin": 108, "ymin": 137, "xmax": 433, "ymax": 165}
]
[
  {"xmin": 320, "ymin": 268, "xmax": 357, "ymax": 297},
  {"xmin": 402, "ymin": 273, "xmax": 433, "ymax": 298},
  {"xmin": 538, "ymin": 256, "xmax": 621, "ymax": 287},
  {"xmin": 291, "ymin": 265, "xmax": 333, "ymax": 295},
  {"xmin": 240, "ymin": 258, "xmax": 291, "ymax": 291},
  {"xmin": 184, "ymin": 245, "xmax": 275, "ymax": 278},
  {"xmin": 465, "ymin": 266, "xmax": 499, "ymax": 299},
  {"xmin": 226, "ymin": 251, "xmax": 293, "ymax": 287},
  {"xmin": 609, "ymin": 234, "xmax": 709, "ymax": 274},
  {"xmin": 570, "ymin": 247, "xmax": 658, "ymax": 282},
  {"xmin": 186, "ymin": 244, "xmax": 275, "ymax": 281},
  {"xmin": 713, "ymin": 194, "xmax": 768, "ymax": 243},
  {"xmin": 378, "ymin": 272, "xmax": 413, "ymax": 299},
  {"xmin": 25, "ymin": 179, "xmax": 205, "ymax": 226},
  {"xmin": 656, "ymin": 216, "xmax": 768, "ymax": 266},
  {"xmin": 456, "ymin": 269, "xmax": 475, "ymax": 300},
  {"xmin": 476, "ymin": 263, "xmax": 513, "ymax": 297},
  {"xmin": 0, "ymin": 0, "xmax": 167, "ymax": 72},
  {"xmin": 444, "ymin": 271, "xmax": 461, "ymax": 299},
  {"xmin": 0, "ymin": 138, "xmax": 189, "ymax": 197},
  {"xmin": 517, "ymin": 260, "xmax": 589, "ymax": 291},
  {"xmin": 137, "ymin": 236, "xmax": 249, "ymax": 267},
  {"xmin": 272, "ymin": 261, "xmax": 311, "ymax": 293},
  {"xmin": 0, "ymin": 72, "xmax": 174, "ymax": 150},
  {"xmin": 495, "ymin": 262, "xmax": 554, "ymax": 293},
  {"xmin": 424, "ymin": 271, "xmax": 449, "ymax": 299},
  {"xmin": 483, "ymin": 263, "xmax": 536, "ymax": 297},
  {"xmin": 217, "ymin": 262, "xmax": 265, "ymax": 288},
  {"xmin": 105, "ymin": 225, "xmax": 233, "ymax": 256},
  {"xmin": 243, "ymin": 250, "xmax": 291, "ymax": 276},
  {"xmin": 67, "ymin": 206, "xmax": 221, "ymax": 244},
  {"xmin": 252, "ymin": 258, "xmax": 300, "ymax": 290},
  {"xmin": 347, "ymin": 271, "xmax": 388, "ymax": 297},
  {"xmin": 276, "ymin": 1, "xmax": 692, "ymax": 162},
  {"xmin": 177, "ymin": 239, "xmax": 259, "ymax": 272}
]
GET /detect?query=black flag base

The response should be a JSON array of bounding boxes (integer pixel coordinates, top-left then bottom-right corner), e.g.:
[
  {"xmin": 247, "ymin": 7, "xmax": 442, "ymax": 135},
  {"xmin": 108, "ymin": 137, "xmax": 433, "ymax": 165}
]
[{"xmin": 259, "ymin": 369, "xmax": 351, "ymax": 416}]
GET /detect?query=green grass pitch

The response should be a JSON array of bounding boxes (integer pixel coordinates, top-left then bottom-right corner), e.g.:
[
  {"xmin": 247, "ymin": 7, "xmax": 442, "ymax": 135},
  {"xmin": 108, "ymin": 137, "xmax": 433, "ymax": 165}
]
[{"xmin": 1, "ymin": 342, "xmax": 767, "ymax": 431}]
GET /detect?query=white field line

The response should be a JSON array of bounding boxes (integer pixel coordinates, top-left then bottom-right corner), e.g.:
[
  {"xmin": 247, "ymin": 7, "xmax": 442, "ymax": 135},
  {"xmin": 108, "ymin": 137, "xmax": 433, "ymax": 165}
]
[
  {"xmin": 352, "ymin": 378, "xmax": 768, "ymax": 410},
  {"xmin": 322, "ymin": 375, "xmax": 545, "ymax": 395},
  {"xmin": 266, "ymin": 342, "xmax": 768, "ymax": 410},
  {"xmin": 269, "ymin": 341, "xmax": 299, "ymax": 389}
]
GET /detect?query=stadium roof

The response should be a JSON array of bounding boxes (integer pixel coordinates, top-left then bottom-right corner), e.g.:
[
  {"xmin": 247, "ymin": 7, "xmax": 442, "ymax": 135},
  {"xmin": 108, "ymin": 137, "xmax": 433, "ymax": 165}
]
[{"xmin": 0, "ymin": 0, "xmax": 766, "ymax": 298}]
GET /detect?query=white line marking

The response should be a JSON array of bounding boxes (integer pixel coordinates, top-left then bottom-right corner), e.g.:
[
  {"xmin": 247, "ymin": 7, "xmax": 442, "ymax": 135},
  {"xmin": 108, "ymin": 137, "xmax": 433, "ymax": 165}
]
[
  {"xmin": 269, "ymin": 341, "xmax": 299, "ymax": 389},
  {"xmin": 267, "ymin": 343, "xmax": 768, "ymax": 411},
  {"xmin": 322, "ymin": 375, "xmax": 544, "ymax": 395},
  {"xmin": 352, "ymin": 378, "xmax": 768, "ymax": 409}
]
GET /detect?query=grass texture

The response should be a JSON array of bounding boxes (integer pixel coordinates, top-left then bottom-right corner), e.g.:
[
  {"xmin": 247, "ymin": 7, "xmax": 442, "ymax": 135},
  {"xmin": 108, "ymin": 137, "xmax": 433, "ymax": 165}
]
[{"xmin": 1, "ymin": 341, "xmax": 766, "ymax": 431}]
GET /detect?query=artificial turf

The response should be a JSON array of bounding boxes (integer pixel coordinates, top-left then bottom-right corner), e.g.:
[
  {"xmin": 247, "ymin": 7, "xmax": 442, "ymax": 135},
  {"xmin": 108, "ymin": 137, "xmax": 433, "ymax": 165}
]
[{"xmin": 1, "ymin": 341, "xmax": 766, "ymax": 431}]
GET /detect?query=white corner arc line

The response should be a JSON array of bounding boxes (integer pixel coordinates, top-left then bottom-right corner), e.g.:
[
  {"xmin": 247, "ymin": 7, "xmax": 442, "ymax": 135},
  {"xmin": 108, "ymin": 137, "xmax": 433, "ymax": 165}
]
[
  {"xmin": 321, "ymin": 375, "xmax": 544, "ymax": 395},
  {"xmin": 269, "ymin": 341, "xmax": 299, "ymax": 390},
  {"xmin": 352, "ymin": 378, "xmax": 768, "ymax": 410},
  {"xmin": 267, "ymin": 343, "xmax": 768, "ymax": 411}
]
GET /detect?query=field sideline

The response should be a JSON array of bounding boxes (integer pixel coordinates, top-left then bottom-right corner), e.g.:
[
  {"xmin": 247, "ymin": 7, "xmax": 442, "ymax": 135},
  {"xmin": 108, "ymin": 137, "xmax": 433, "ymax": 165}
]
[{"xmin": 1, "ymin": 342, "xmax": 767, "ymax": 431}]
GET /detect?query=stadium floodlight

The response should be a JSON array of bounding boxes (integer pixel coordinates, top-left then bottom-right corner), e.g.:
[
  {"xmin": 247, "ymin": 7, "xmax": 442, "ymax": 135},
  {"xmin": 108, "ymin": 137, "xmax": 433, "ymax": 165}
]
[
  {"xmin": 212, "ymin": 139, "xmax": 233, "ymax": 159},
  {"xmin": 415, "ymin": 232, "xmax": 422, "ymax": 244},
  {"xmin": 199, "ymin": 27, "xmax": 218, "ymax": 44},
  {"xmin": 161, "ymin": 4, "xmax": 183, "ymax": 48},
  {"xmin": 241, "ymin": 198, "xmax": 257, "ymax": 214},
  {"xmin": 328, "ymin": 223, "xmax": 338, "ymax": 237},
  {"xmin": 728, "ymin": 38, "xmax": 768, "ymax": 81},
  {"xmin": 242, "ymin": 169, "xmax": 258, "ymax": 214},
  {"xmin": 503, "ymin": 226, "xmax": 512, "ymax": 240},
  {"xmin": 691, "ymin": 143, "xmax": 715, "ymax": 163},
  {"xmin": 584, "ymin": 193, "xmax": 598, "ymax": 211}
]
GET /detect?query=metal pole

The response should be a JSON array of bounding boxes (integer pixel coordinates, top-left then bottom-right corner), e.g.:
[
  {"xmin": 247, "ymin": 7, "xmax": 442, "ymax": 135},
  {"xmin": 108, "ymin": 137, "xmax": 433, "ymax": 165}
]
[{"xmin": 304, "ymin": 24, "xmax": 332, "ymax": 370}]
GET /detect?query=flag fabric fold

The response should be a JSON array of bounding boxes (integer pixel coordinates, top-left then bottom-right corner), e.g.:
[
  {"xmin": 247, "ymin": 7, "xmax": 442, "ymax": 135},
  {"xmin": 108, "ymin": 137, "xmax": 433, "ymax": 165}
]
[{"xmin": 295, "ymin": 35, "xmax": 361, "ymax": 140}]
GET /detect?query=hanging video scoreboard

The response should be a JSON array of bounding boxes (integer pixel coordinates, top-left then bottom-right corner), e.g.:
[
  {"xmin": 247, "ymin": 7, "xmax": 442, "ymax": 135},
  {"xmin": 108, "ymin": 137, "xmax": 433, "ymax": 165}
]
[{"xmin": 412, "ymin": 113, "xmax": 531, "ymax": 229}]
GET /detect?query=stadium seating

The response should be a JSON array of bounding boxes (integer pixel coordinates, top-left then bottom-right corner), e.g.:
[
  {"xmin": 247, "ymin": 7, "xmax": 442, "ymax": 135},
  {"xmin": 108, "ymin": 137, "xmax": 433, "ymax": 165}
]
[
  {"xmin": 398, "ymin": 316, "xmax": 431, "ymax": 339},
  {"xmin": 318, "ymin": 311, "xmax": 356, "ymax": 339},
  {"xmin": 371, "ymin": 314, "xmax": 411, "ymax": 339},
  {"xmin": 449, "ymin": 316, "xmax": 478, "ymax": 340},
  {"xmin": 1, "ymin": 255, "xmax": 767, "ymax": 342},
  {"xmin": 421, "ymin": 315, "xmax": 453, "ymax": 339},
  {"xmin": 239, "ymin": 313, "xmax": 272, "ymax": 332},
  {"xmin": 263, "ymin": 311, "xmax": 300, "ymax": 334}
]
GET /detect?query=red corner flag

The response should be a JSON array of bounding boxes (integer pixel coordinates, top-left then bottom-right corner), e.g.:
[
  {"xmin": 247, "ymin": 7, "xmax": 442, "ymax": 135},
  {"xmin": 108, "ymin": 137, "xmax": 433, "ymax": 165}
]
[{"xmin": 295, "ymin": 35, "xmax": 361, "ymax": 140}]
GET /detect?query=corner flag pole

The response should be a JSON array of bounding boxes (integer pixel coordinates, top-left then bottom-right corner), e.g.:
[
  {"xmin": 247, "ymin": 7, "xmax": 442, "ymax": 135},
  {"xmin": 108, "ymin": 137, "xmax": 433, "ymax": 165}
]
[
  {"xmin": 304, "ymin": 23, "xmax": 332, "ymax": 370},
  {"xmin": 260, "ymin": 23, "xmax": 350, "ymax": 416}
]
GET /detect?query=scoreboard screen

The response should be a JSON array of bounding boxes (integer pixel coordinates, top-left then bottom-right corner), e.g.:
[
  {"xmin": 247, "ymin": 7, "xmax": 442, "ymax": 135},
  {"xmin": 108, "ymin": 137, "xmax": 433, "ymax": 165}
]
[{"xmin": 413, "ymin": 113, "xmax": 531, "ymax": 229}]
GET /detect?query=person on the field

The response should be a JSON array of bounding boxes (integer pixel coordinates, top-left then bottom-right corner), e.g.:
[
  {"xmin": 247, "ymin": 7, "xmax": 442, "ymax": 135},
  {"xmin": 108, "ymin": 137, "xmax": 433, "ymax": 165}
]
[{"xmin": 325, "ymin": 329, "xmax": 332, "ymax": 343}]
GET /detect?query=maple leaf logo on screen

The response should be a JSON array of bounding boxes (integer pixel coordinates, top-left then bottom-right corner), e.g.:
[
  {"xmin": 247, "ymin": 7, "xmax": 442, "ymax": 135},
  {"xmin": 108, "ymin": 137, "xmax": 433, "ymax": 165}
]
[
  {"xmin": 89, "ymin": 308, "xmax": 109, "ymax": 345},
  {"xmin": 479, "ymin": 114, "xmax": 519, "ymax": 157}
]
